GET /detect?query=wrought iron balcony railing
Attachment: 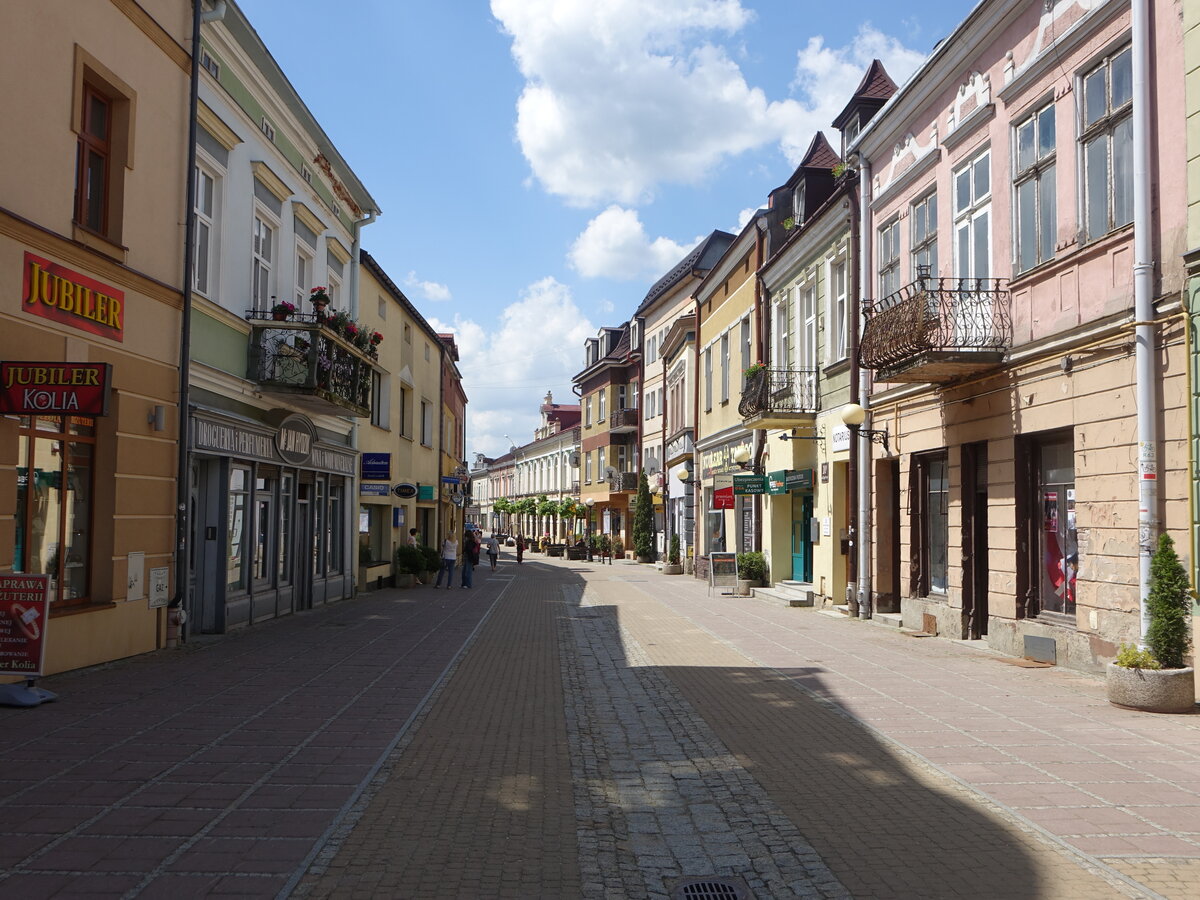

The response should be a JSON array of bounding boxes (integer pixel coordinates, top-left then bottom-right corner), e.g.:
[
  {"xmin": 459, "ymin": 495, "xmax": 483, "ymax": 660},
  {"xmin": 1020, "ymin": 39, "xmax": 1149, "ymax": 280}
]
[
  {"xmin": 608, "ymin": 407, "xmax": 638, "ymax": 433},
  {"xmin": 607, "ymin": 470, "xmax": 638, "ymax": 492},
  {"xmin": 245, "ymin": 311, "xmax": 375, "ymax": 417},
  {"xmin": 859, "ymin": 276, "xmax": 1011, "ymax": 383},
  {"xmin": 738, "ymin": 367, "xmax": 819, "ymax": 421}
]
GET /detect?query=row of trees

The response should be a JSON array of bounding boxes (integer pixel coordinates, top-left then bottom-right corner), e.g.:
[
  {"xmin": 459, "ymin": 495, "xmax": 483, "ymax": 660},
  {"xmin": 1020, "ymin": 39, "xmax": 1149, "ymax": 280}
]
[{"xmin": 492, "ymin": 494, "xmax": 587, "ymax": 533}]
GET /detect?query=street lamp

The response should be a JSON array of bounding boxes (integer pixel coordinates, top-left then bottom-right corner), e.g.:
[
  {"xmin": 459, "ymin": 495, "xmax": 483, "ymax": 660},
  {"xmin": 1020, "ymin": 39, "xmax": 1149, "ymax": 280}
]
[
  {"xmin": 839, "ymin": 403, "xmax": 889, "ymax": 453},
  {"xmin": 585, "ymin": 497, "xmax": 595, "ymax": 562},
  {"xmin": 840, "ymin": 402, "xmax": 888, "ymax": 621}
]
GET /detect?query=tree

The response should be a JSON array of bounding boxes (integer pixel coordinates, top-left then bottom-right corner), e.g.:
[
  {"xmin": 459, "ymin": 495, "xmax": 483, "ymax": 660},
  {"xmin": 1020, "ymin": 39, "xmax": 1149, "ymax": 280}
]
[
  {"xmin": 633, "ymin": 470, "xmax": 655, "ymax": 561},
  {"xmin": 1145, "ymin": 533, "xmax": 1193, "ymax": 669}
]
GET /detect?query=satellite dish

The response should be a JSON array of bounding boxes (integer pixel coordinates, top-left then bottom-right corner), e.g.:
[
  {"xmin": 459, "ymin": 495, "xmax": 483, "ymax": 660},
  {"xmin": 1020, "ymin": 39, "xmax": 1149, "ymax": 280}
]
[{"xmin": 605, "ymin": 466, "xmax": 618, "ymax": 480}]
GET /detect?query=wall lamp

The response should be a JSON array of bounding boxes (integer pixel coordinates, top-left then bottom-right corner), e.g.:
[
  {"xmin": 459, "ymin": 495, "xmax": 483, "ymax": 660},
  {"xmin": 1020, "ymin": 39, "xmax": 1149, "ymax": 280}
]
[
  {"xmin": 675, "ymin": 468, "xmax": 697, "ymax": 486},
  {"xmin": 840, "ymin": 403, "xmax": 889, "ymax": 453},
  {"xmin": 732, "ymin": 445, "xmax": 764, "ymax": 475},
  {"xmin": 148, "ymin": 405, "xmax": 166, "ymax": 432}
]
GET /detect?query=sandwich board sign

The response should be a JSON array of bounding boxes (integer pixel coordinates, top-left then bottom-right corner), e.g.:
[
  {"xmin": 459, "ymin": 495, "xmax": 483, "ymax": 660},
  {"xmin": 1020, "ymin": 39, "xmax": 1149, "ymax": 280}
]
[
  {"xmin": 708, "ymin": 552, "xmax": 738, "ymax": 597},
  {"xmin": 0, "ymin": 573, "xmax": 57, "ymax": 706}
]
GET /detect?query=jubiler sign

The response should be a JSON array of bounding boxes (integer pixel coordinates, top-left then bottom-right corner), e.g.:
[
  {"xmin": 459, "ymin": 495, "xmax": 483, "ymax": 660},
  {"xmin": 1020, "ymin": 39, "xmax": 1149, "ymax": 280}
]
[
  {"xmin": 23, "ymin": 252, "xmax": 125, "ymax": 342},
  {"xmin": 0, "ymin": 362, "xmax": 112, "ymax": 415}
]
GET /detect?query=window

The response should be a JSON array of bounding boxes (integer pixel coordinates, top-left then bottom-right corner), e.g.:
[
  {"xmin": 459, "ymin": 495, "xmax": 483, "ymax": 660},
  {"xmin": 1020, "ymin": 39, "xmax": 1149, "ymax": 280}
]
[
  {"xmin": 828, "ymin": 260, "xmax": 848, "ymax": 362},
  {"xmin": 1081, "ymin": 46, "xmax": 1133, "ymax": 241},
  {"xmin": 1014, "ymin": 102, "xmax": 1057, "ymax": 272},
  {"xmin": 617, "ymin": 385, "xmax": 627, "ymax": 410},
  {"xmin": 740, "ymin": 317, "xmax": 752, "ymax": 388},
  {"xmin": 1023, "ymin": 433, "xmax": 1077, "ymax": 618},
  {"xmin": 598, "ymin": 388, "xmax": 606, "ymax": 422},
  {"xmin": 706, "ymin": 510, "xmax": 726, "ymax": 554},
  {"xmin": 192, "ymin": 163, "xmax": 218, "ymax": 296},
  {"xmin": 799, "ymin": 283, "xmax": 817, "ymax": 370},
  {"xmin": 878, "ymin": 218, "xmax": 901, "ymax": 298},
  {"xmin": 295, "ymin": 245, "xmax": 312, "ymax": 307},
  {"xmin": 913, "ymin": 454, "xmax": 949, "ymax": 596},
  {"xmin": 75, "ymin": 84, "xmax": 112, "ymax": 235},
  {"xmin": 793, "ymin": 184, "xmax": 806, "ymax": 224},
  {"xmin": 227, "ymin": 465, "xmax": 250, "ymax": 592},
  {"xmin": 278, "ymin": 474, "xmax": 293, "ymax": 584},
  {"xmin": 704, "ymin": 346, "xmax": 713, "ymax": 411},
  {"xmin": 398, "ymin": 386, "xmax": 411, "ymax": 438},
  {"xmin": 404, "ymin": 323, "xmax": 412, "ymax": 343},
  {"xmin": 598, "ymin": 447, "xmax": 607, "ymax": 479},
  {"xmin": 327, "ymin": 480, "xmax": 344, "ymax": 573},
  {"xmin": 647, "ymin": 334, "xmax": 657, "ymax": 363},
  {"xmin": 717, "ymin": 333, "xmax": 729, "ymax": 403},
  {"xmin": 251, "ymin": 212, "xmax": 274, "ymax": 312},
  {"xmin": 585, "ymin": 396, "xmax": 592, "ymax": 427},
  {"xmin": 585, "ymin": 452, "xmax": 592, "ymax": 484},
  {"xmin": 954, "ymin": 148, "xmax": 992, "ymax": 279},
  {"xmin": 14, "ymin": 416, "xmax": 96, "ymax": 607},
  {"xmin": 910, "ymin": 190, "xmax": 938, "ymax": 279},
  {"xmin": 772, "ymin": 299, "xmax": 788, "ymax": 369},
  {"xmin": 370, "ymin": 371, "xmax": 389, "ymax": 428},
  {"xmin": 327, "ymin": 269, "xmax": 342, "ymax": 310},
  {"xmin": 420, "ymin": 400, "xmax": 433, "ymax": 446},
  {"xmin": 200, "ymin": 50, "xmax": 220, "ymax": 78}
]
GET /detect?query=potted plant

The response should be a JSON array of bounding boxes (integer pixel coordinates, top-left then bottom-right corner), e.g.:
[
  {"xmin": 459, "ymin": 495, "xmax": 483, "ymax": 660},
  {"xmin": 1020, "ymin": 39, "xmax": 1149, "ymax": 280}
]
[
  {"xmin": 419, "ymin": 545, "xmax": 441, "ymax": 586},
  {"xmin": 663, "ymin": 533, "xmax": 683, "ymax": 575},
  {"xmin": 633, "ymin": 470, "xmax": 655, "ymax": 562},
  {"xmin": 743, "ymin": 362, "xmax": 766, "ymax": 380},
  {"xmin": 271, "ymin": 300, "xmax": 296, "ymax": 321},
  {"xmin": 736, "ymin": 551, "xmax": 767, "ymax": 596},
  {"xmin": 1106, "ymin": 534, "xmax": 1195, "ymax": 713},
  {"xmin": 394, "ymin": 544, "xmax": 424, "ymax": 588},
  {"xmin": 310, "ymin": 285, "xmax": 331, "ymax": 313}
]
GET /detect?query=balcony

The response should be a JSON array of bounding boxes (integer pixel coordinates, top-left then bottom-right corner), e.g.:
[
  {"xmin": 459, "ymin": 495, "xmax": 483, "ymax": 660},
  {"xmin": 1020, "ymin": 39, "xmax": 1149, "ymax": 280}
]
[
  {"xmin": 859, "ymin": 276, "xmax": 1011, "ymax": 383},
  {"xmin": 607, "ymin": 470, "xmax": 638, "ymax": 492},
  {"xmin": 738, "ymin": 367, "xmax": 819, "ymax": 430},
  {"xmin": 608, "ymin": 407, "xmax": 639, "ymax": 434},
  {"xmin": 246, "ymin": 312, "xmax": 375, "ymax": 418}
]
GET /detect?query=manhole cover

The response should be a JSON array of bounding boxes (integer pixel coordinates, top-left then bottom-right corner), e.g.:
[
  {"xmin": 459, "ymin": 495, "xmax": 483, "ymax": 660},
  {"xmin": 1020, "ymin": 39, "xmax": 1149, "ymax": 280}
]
[{"xmin": 672, "ymin": 876, "xmax": 750, "ymax": 900}]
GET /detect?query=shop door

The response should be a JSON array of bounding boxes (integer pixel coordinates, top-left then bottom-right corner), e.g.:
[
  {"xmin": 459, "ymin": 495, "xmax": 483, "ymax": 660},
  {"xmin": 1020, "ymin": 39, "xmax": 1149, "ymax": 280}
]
[
  {"xmin": 962, "ymin": 442, "xmax": 989, "ymax": 638},
  {"xmin": 791, "ymin": 495, "xmax": 814, "ymax": 582},
  {"xmin": 294, "ymin": 496, "xmax": 313, "ymax": 611},
  {"xmin": 190, "ymin": 459, "xmax": 222, "ymax": 634}
]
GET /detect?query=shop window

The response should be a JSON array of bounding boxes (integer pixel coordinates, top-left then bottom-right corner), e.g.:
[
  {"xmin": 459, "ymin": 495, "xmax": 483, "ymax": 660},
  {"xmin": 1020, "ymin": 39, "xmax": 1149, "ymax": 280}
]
[
  {"xmin": 227, "ymin": 465, "xmax": 250, "ymax": 592},
  {"xmin": 327, "ymin": 480, "xmax": 344, "ymax": 574},
  {"xmin": 14, "ymin": 417, "xmax": 96, "ymax": 607},
  {"xmin": 278, "ymin": 474, "xmax": 293, "ymax": 584},
  {"xmin": 911, "ymin": 452, "xmax": 948, "ymax": 596},
  {"xmin": 706, "ymin": 509, "xmax": 727, "ymax": 554},
  {"xmin": 1020, "ymin": 432, "xmax": 1077, "ymax": 618}
]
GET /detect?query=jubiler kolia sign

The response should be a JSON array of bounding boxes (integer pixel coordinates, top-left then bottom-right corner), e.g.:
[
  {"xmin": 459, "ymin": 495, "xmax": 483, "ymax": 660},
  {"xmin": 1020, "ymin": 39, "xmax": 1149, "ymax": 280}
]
[{"xmin": 0, "ymin": 362, "xmax": 112, "ymax": 415}]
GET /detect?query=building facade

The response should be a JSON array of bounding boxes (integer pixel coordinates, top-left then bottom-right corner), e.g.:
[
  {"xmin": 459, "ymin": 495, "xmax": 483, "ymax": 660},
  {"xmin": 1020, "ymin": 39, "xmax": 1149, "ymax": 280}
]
[
  {"xmin": 184, "ymin": 0, "xmax": 380, "ymax": 633},
  {"xmin": 0, "ymin": 0, "xmax": 191, "ymax": 673},
  {"xmin": 856, "ymin": 0, "xmax": 1187, "ymax": 671}
]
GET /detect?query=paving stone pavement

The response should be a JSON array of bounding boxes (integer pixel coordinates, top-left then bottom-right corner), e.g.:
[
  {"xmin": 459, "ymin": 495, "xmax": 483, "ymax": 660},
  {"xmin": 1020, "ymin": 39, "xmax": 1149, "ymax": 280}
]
[{"xmin": 0, "ymin": 551, "xmax": 1196, "ymax": 898}]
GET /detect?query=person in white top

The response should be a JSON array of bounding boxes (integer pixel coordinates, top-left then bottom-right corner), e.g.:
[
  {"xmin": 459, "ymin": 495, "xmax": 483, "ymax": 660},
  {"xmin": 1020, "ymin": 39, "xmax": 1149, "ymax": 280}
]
[
  {"xmin": 485, "ymin": 533, "xmax": 500, "ymax": 571},
  {"xmin": 434, "ymin": 533, "xmax": 458, "ymax": 588}
]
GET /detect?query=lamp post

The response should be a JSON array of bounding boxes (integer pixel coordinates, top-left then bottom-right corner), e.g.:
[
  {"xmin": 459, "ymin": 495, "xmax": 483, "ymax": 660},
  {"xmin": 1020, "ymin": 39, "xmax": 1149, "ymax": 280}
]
[
  {"xmin": 585, "ymin": 497, "xmax": 595, "ymax": 562},
  {"xmin": 840, "ymin": 402, "xmax": 889, "ymax": 619},
  {"xmin": 676, "ymin": 466, "xmax": 696, "ymax": 565}
]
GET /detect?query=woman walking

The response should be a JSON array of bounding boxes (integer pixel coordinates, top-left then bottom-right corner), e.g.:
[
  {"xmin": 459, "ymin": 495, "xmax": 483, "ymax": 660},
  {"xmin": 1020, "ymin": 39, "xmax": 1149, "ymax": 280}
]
[
  {"xmin": 460, "ymin": 529, "xmax": 479, "ymax": 588},
  {"xmin": 485, "ymin": 533, "xmax": 500, "ymax": 571},
  {"xmin": 516, "ymin": 533, "xmax": 525, "ymax": 565},
  {"xmin": 433, "ymin": 532, "xmax": 458, "ymax": 589}
]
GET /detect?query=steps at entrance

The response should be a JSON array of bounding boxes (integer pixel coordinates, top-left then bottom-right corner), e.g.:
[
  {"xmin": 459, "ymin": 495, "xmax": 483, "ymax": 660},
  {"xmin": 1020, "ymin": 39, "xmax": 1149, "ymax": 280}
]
[
  {"xmin": 752, "ymin": 581, "xmax": 816, "ymax": 607},
  {"xmin": 822, "ymin": 606, "xmax": 903, "ymax": 629}
]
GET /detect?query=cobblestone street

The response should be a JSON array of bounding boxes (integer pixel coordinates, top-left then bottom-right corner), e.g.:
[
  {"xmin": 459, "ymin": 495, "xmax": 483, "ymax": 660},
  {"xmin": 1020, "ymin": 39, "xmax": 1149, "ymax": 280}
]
[{"xmin": 1, "ymin": 553, "xmax": 1197, "ymax": 898}]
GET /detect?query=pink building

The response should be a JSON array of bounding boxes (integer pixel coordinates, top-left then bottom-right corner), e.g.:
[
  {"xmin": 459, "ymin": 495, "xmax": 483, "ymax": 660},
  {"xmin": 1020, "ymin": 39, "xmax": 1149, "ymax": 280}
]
[{"xmin": 854, "ymin": 0, "xmax": 1186, "ymax": 671}]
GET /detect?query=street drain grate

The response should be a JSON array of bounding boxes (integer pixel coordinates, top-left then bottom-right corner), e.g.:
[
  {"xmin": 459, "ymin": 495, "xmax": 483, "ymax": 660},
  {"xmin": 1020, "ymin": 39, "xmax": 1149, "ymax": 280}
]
[{"xmin": 672, "ymin": 876, "xmax": 750, "ymax": 900}]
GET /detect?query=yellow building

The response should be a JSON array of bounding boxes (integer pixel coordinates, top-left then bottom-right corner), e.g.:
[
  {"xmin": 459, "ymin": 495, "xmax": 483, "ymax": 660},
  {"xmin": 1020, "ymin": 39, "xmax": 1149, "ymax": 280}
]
[
  {"xmin": 0, "ymin": 1, "xmax": 190, "ymax": 673},
  {"xmin": 356, "ymin": 252, "xmax": 447, "ymax": 583}
]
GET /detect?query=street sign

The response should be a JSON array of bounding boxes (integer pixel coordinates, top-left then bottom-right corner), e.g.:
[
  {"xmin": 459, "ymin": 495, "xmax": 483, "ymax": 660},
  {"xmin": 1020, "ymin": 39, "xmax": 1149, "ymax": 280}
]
[{"xmin": 733, "ymin": 474, "xmax": 767, "ymax": 495}]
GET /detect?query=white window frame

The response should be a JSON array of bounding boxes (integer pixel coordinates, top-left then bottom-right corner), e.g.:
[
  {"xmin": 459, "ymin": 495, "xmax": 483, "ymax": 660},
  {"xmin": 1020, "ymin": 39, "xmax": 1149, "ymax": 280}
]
[
  {"xmin": 598, "ymin": 387, "xmax": 607, "ymax": 422},
  {"xmin": 826, "ymin": 256, "xmax": 848, "ymax": 363},
  {"xmin": 910, "ymin": 188, "xmax": 938, "ymax": 280},
  {"xmin": 326, "ymin": 269, "xmax": 342, "ymax": 310},
  {"xmin": 740, "ymin": 316, "xmax": 752, "ymax": 389},
  {"xmin": 192, "ymin": 155, "xmax": 221, "ymax": 298},
  {"xmin": 799, "ymin": 280, "xmax": 818, "ymax": 372},
  {"xmin": 878, "ymin": 217, "xmax": 901, "ymax": 299},
  {"xmin": 720, "ymin": 332, "xmax": 730, "ymax": 403},
  {"xmin": 1080, "ymin": 45, "xmax": 1133, "ymax": 242},
  {"xmin": 953, "ymin": 147, "xmax": 992, "ymax": 281},
  {"xmin": 251, "ymin": 207, "xmax": 277, "ymax": 313},
  {"xmin": 585, "ymin": 396, "xmax": 592, "ymax": 427},
  {"xmin": 704, "ymin": 345, "xmax": 713, "ymax": 412},
  {"xmin": 772, "ymin": 297, "xmax": 787, "ymax": 371},
  {"xmin": 420, "ymin": 400, "xmax": 433, "ymax": 447},
  {"xmin": 1014, "ymin": 99, "xmax": 1057, "ymax": 273},
  {"xmin": 295, "ymin": 242, "xmax": 312, "ymax": 307}
]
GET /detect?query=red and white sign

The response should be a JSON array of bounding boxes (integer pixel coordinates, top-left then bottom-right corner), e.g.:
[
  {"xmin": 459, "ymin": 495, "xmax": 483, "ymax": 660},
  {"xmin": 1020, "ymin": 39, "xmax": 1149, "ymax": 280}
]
[
  {"xmin": 711, "ymin": 486, "xmax": 735, "ymax": 510},
  {"xmin": 0, "ymin": 361, "xmax": 111, "ymax": 416},
  {"xmin": 22, "ymin": 252, "xmax": 124, "ymax": 342},
  {"xmin": 0, "ymin": 574, "xmax": 50, "ymax": 677}
]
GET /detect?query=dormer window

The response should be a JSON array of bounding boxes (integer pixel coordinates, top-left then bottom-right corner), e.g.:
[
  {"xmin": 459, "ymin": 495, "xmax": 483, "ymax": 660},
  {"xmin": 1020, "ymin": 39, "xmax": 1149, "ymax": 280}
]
[
  {"xmin": 844, "ymin": 115, "xmax": 860, "ymax": 148},
  {"xmin": 793, "ymin": 184, "xmax": 806, "ymax": 225}
]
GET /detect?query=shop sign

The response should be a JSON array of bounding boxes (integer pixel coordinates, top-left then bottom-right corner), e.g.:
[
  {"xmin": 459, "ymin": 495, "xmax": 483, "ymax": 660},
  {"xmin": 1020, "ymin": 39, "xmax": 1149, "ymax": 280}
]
[
  {"xmin": 832, "ymin": 424, "xmax": 852, "ymax": 452},
  {"xmin": 194, "ymin": 417, "xmax": 276, "ymax": 462},
  {"xmin": 0, "ymin": 361, "xmax": 111, "ymax": 415},
  {"xmin": 767, "ymin": 470, "xmax": 788, "ymax": 494},
  {"xmin": 711, "ymin": 486, "xmax": 735, "ymax": 510},
  {"xmin": 392, "ymin": 507, "xmax": 405, "ymax": 528},
  {"xmin": 733, "ymin": 474, "xmax": 767, "ymax": 495},
  {"xmin": 360, "ymin": 483, "xmax": 390, "ymax": 497},
  {"xmin": 275, "ymin": 414, "xmax": 316, "ymax": 465},
  {"xmin": 786, "ymin": 468, "xmax": 814, "ymax": 491},
  {"xmin": 0, "ymin": 574, "xmax": 50, "ymax": 676},
  {"xmin": 665, "ymin": 430, "xmax": 694, "ymax": 462},
  {"xmin": 23, "ymin": 252, "xmax": 125, "ymax": 342},
  {"xmin": 361, "ymin": 453, "xmax": 391, "ymax": 481},
  {"xmin": 418, "ymin": 484, "xmax": 436, "ymax": 501},
  {"xmin": 700, "ymin": 437, "xmax": 752, "ymax": 478},
  {"xmin": 393, "ymin": 482, "xmax": 418, "ymax": 499},
  {"xmin": 310, "ymin": 445, "xmax": 356, "ymax": 475}
]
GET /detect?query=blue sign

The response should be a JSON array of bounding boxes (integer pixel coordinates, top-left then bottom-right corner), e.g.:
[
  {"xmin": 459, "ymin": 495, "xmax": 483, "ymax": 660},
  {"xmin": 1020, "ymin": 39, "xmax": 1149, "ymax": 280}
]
[
  {"xmin": 361, "ymin": 453, "xmax": 391, "ymax": 481},
  {"xmin": 360, "ymin": 483, "xmax": 390, "ymax": 496},
  {"xmin": 392, "ymin": 507, "xmax": 405, "ymax": 528}
]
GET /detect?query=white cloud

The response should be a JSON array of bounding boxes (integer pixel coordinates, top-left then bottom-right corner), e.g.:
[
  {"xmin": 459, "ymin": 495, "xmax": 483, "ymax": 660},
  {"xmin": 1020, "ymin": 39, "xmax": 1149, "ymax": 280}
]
[
  {"xmin": 568, "ymin": 206, "xmax": 699, "ymax": 280},
  {"xmin": 490, "ymin": 1, "xmax": 925, "ymax": 205},
  {"xmin": 431, "ymin": 277, "xmax": 597, "ymax": 458},
  {"xmin": 405, "ymin": 271, "xmax": 452, "ymax": 302}
]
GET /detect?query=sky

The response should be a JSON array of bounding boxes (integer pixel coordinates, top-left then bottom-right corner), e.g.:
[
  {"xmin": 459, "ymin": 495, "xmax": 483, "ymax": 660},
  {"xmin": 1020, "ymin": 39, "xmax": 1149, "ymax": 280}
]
[{"xmin": 237, "ymin": 0, "xmax": 978, "ymax": 460}]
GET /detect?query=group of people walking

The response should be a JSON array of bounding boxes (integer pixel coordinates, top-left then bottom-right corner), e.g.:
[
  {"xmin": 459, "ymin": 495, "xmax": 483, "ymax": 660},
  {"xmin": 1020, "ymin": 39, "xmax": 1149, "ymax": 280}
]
[{"xmin": 433, "ymin": 529, "xmax": 514, "ymax": 589}]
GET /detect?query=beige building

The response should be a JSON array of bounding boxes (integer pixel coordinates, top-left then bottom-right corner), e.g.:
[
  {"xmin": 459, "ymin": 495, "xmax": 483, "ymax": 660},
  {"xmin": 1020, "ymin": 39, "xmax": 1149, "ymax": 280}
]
[
  {"xmin": 0, "ymin": 1, "xmax": 191, "ymax": 673},
  {"xmin": 356, "ymin": 252, "xmax": 446, "ymax": 582}
]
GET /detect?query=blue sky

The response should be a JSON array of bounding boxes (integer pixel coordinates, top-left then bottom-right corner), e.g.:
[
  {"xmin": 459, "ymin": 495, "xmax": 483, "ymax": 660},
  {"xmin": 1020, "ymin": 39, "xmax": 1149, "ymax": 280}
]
[{"xmin": 237, "ymin": 0, "xmax": 977, "ymax": 459}]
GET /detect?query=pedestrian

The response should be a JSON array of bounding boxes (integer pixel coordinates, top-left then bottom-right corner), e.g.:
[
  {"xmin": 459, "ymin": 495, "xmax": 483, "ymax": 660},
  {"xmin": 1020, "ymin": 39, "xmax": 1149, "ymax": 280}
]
[
  {"xmin": 407, "ymin": 527, "xmax": 419, "ymax": 547},
  {"xmin": 461, "ymin": 529, "xmax": 479, "ymax": 588},
  {"xmin": 485, "ymin": 532, "xmax": 500, "ymax": 571},
  {"xmin": 433, "ymin": 532, "xmax": 457, "ymax": 588},
  {"xmin": 516, "ymin": 533, "xmax": 525, "ymax": 565}
]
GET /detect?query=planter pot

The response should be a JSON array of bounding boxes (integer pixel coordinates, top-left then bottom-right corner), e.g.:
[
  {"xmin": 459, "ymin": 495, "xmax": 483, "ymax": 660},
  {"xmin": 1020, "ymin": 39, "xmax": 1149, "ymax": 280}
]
[
  {"xmin": 735, "ymin": 578, "xmax": 760, "ymax": 597},
  {"xmin": 662, "ymin": 563, "xmax": 683, "ymax": 575},
  {"xmin": 420, "ymin": 570, "xmax": 437, "ymax": 586},
  {"xmin": 637, "ymin": 554, "xmax": 653, "ymax": 564},
  {"xmin": 1106, "ymin": 663, "xmax": 1196, "ymax": 713},
  {"xmin": 394, "ymin": 573, "xmax": 416, "ymax": 589},
  {"xmin": 272, "ymin": 312, "xmax": 290, "ymax": 321}
]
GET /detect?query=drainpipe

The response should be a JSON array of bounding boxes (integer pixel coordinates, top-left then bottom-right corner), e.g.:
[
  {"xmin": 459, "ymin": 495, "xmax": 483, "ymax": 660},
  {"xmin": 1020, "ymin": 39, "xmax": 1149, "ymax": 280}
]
[
  {"xmin": 346, "ymin": 211, "xmax": 376, "ymax": 595},
  {"xmin": 857, "ymin": 157, "xmax": 873, "ymax": 619},
  {"xmin": 1132, "ymin": 0, "xmax": 1157, "ymax": 640},
  {"xmin": 168, "ymin": 0, "xmax": 206, "ymax": 648},
  {"xmin": 846, "ymin": 174, "xmax": 861, "ymax": 609},
  {"xmin": 200, "ymin": 0, "xmax": 226, "ymax": 23}
]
